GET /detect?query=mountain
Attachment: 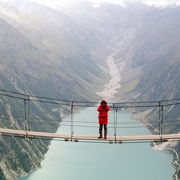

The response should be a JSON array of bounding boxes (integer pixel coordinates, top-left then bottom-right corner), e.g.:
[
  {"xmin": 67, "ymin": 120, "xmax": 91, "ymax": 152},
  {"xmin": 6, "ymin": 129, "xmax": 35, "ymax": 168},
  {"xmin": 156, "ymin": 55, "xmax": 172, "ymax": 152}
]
[
  {"xmin": 0, "ymin": 1, "xmax": 111, "ymax": 179},
  {"xmin": 0, "ymin": 0, "xmax": 179, "ymax": 179},
  {"xmin": 105, "ymin": 3, "xmax": 180, "ymax": 179},
  {"xmin": 28, "ymin": 0, "xmax": 180, "ymax": 8},
  {"xmin": 0, "ymin": 0, "xmax": 109, "ymax": 99},
  {"xmin": 130, "ymin": 0, "xmax": 180, "ymax": 7}
]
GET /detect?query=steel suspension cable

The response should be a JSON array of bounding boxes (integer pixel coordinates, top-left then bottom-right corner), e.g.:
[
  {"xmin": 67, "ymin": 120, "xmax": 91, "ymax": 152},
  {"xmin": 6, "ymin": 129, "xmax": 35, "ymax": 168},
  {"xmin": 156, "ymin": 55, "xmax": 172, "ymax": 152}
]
[
  {"xmin": 0, "ymin": 88, "xmax": 180, "ymax": 107},
  {"xmin": 70, "ymin": 102, "xmax": 74, "ymax": 140}
]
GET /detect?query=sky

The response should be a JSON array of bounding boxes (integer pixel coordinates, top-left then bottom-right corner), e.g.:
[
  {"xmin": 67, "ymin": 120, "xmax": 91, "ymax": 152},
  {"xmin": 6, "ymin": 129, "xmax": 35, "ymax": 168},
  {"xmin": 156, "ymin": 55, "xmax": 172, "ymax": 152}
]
[{"xmin": 29, "ymin": 0, "xmax": 180, "ymax": 7}]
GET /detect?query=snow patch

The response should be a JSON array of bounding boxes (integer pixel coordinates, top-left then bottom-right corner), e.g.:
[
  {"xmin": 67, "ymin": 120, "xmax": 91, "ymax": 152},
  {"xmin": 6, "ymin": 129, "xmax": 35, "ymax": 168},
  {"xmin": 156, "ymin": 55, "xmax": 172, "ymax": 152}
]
[
  {"xmin": 143, "ymin": 0, "xmax": 180, "ymax": 8},
  {"xmin": 97, "ymin": 52, "xmax": 126, "ymax": 102},
  {"xmin": 92, "ymin": 2, "xmax": 101, "ymax": 7}
]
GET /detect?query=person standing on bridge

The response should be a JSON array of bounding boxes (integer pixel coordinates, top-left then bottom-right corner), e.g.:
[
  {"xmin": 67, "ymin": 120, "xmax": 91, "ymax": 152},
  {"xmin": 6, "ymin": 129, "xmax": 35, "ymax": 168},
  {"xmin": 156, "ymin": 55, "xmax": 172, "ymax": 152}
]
[{"xmin": 97, "ymin": 99, "xmax": 110, "ymax": 139}]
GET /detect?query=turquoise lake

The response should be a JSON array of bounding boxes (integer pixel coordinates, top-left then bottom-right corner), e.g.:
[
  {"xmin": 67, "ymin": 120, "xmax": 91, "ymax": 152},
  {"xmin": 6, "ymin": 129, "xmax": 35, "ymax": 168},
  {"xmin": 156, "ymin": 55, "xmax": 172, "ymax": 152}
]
[{"xmin": 20, "ymin": 107, "xmax": 175, "ymax": 180}]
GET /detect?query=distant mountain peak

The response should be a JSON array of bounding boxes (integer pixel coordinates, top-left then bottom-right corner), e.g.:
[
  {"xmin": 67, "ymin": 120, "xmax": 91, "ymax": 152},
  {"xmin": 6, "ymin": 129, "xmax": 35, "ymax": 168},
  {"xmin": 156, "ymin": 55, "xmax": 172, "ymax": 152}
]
[
  {"xmin": 141, "ymin": 0, "xmax": 180, "ymax": 8},
  {"xmin": 91, "ymin": 0, "xmax": 180, "ymax": 9}
]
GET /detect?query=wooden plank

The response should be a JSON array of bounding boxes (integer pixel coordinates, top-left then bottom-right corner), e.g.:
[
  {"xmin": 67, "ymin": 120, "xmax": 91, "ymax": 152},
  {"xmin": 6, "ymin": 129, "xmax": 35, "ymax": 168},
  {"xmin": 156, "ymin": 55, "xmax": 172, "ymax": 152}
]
[{"xmin": 0, "ymin": 128, "xmax": 180, "ymax": 142}]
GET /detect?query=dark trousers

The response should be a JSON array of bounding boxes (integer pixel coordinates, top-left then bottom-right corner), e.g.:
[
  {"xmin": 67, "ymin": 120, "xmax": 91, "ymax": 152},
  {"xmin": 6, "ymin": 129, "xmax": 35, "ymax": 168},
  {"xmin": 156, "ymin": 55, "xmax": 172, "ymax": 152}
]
[{"xmin": 99, "ymin": 124, "xmax": 107, "ymax": 136}]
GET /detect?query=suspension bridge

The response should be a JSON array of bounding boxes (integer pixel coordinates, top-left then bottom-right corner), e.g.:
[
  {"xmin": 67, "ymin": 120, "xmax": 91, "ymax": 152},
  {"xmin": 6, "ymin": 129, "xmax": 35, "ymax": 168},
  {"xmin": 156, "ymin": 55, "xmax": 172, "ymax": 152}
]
[{"xmin": 0, "ymin": 88, "xmax": 180, "ymax": 144}]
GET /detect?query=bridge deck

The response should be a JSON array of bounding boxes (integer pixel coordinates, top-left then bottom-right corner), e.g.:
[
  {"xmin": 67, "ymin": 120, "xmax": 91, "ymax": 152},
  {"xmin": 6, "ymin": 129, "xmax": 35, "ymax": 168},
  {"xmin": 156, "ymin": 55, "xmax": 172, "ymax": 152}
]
[{"xmin": 0, "ymin": 128, "xmax": 180, "ymax": 142}]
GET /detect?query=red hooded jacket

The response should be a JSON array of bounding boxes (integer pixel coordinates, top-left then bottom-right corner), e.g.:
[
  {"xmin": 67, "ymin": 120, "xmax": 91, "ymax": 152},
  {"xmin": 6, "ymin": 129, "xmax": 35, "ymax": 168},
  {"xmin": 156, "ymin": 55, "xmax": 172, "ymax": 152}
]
[{"xmin": 97, "ymin": 104, "xmax": 110, "ymax": 124}]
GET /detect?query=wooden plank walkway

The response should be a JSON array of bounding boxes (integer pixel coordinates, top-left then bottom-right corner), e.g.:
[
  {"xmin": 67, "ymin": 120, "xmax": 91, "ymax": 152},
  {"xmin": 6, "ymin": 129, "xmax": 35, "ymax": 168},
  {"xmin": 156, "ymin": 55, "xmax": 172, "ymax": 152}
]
[{"xmin": 0, "ymin": 128, "xmax": 180, "ymax": 142}]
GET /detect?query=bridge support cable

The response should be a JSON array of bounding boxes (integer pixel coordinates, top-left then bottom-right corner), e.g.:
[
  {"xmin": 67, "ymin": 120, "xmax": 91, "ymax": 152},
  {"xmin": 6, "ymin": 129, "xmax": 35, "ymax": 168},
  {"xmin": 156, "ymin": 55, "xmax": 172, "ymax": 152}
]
[
  {"xmin": 59, "ymin": 104, "xmax": 63, "ymax": 120},
  {"xmin": 160, "ymin": 105, "xmax": 164, "ymax": 141},
  {"xmin": 24, "ymin": 97, "xmax": 30, "ymax": 133},
  {"xmin": 113, "ymin": 104, "xmax": 116, "ymax": 141},
  {"xmin": 113, "ymin": 104, "xmax": 118, "ymax": 142},
  {"xmin": 115, "ymin": 108, "xmax": 118, "ymax": 142},
  {"xmin": 158, "ymin": 101, "xmax": 164, "ymax": 141},
  {"xmin": 27, "ymin": 96, "xmax": 30, "ymax": 131},
  {"xmin": 158, "ymin": 102, "xmax": 161, "ymax": 137},
  {"xmin": 24, "ymin": 99, "xmax": 27, "ymax": 131},
  {"xmin": 70, "ymin": 101, "xmax": 74, "ymax": 141},
  {"xmin": 0, "ymin": 88, "xmax": 180, "ymax": 107}
]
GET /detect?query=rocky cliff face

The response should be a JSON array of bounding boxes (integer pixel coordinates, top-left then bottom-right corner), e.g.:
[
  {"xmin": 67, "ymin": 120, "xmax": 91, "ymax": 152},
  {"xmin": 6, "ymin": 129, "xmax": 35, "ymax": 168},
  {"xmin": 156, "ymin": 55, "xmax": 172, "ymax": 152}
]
[
  {"xmin": 0, "ymin": 1, "xmax": 110, "ymax": 179},
  {"xmin": 111, "ymin": 4, "xmax": 180, "ymax": 179}
]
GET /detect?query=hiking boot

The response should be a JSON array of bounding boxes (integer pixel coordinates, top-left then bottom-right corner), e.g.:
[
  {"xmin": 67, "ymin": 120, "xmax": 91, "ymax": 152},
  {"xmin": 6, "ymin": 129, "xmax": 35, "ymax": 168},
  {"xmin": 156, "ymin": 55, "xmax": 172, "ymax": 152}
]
[
  {"xmin": 98, "ymin": 135, "xmax": 102, "ymax": 138},
  {"xmin": 104, "ymin": 136, "xmax": 107, "ymax": 139}
]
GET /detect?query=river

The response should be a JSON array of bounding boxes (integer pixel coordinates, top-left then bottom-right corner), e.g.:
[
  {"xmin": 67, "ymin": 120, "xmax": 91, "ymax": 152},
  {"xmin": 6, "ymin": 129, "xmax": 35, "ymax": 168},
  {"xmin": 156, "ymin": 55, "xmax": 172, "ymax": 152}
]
[{"xmin": 20, "ymin": 53, "xmax": 175, "ymax": 180}]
